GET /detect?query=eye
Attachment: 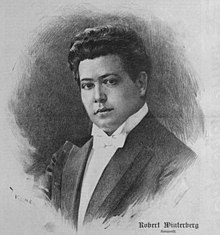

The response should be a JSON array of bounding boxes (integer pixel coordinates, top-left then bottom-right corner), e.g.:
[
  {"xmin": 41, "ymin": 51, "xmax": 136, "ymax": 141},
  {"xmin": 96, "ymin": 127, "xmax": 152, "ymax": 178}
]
[
  {"xmin": 103, "ymin": 77, "xmax": 119, "ymax": 86},
  {"xmin": 81, "ymin": 82, "xmax": 95, "ymax": 90}
]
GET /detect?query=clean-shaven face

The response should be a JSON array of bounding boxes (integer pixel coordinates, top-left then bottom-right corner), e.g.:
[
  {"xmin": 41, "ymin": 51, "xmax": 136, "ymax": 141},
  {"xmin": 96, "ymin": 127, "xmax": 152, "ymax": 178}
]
[{"xmin": 78, "ymin": 54, "xmax": 145, "ymax": 134}]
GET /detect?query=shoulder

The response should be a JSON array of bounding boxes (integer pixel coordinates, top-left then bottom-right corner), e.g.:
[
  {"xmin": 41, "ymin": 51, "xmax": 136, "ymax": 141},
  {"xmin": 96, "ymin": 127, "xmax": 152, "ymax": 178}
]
[
  {"xmin": 38, "ymin": 141, "xmax": 79, "ymax": 201},
  {"xmin": 133, "ymin": 111, "xmax": 197, "ymax": 193},
  {"xmin": 135, "ymin": 111, "xmax": 196, "ymax": 158}
]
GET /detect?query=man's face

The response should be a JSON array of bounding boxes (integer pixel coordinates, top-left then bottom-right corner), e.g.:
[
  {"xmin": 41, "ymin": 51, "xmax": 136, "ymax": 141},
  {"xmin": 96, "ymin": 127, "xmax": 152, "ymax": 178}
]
[{"xmin": 78, "ymin": 54, "xmax": 145, "ymax": 134}]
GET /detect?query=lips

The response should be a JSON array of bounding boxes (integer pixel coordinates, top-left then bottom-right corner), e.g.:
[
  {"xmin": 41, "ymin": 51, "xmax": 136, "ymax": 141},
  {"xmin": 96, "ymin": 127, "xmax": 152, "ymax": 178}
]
[{"xmin": 94, "ymin": 107, "xmax": 113, "ymax": 115}]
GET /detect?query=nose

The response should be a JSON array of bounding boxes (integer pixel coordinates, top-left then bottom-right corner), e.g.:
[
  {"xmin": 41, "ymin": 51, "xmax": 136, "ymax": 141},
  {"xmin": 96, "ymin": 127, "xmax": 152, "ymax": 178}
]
[{"xmin": 94, "ymin": 84, "xmax": 107, "ymax": 103}]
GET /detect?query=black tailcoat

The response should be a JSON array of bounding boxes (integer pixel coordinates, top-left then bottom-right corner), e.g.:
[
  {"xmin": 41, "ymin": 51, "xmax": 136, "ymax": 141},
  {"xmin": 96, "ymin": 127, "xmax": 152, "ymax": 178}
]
[{"xmin": 44, "ymin": 111, "xmax": 196, "ymax": 228}]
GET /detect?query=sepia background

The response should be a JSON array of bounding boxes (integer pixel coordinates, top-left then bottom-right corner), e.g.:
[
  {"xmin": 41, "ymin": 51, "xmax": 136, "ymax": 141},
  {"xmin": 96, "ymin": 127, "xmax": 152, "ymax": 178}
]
[{"xmin": 0, "ymin": 0, "xmax": 220, "ymax": 234}]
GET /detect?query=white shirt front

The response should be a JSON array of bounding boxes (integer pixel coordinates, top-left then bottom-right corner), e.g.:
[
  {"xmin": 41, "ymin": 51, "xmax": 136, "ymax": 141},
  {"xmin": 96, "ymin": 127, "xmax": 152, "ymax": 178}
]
[{"xmin": 78, "ymin": 103, "xmax": 148, "ymax": 227}]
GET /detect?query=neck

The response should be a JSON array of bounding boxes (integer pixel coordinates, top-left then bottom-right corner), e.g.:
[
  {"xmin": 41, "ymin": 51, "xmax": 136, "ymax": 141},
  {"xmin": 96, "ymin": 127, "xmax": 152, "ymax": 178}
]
[
  {"xmin": 97, "ymin": 102, "xmax": 148, "ymax": 137},
  {"xmin": 104, "ymin": 131, "xmax": 114, "ymax": 136}
]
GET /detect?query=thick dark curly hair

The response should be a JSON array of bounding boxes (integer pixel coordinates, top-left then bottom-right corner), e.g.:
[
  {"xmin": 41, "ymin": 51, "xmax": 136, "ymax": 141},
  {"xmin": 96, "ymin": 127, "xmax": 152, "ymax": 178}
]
[{"xmin": 68, "ymin": 25, "xmax": 152, "ymax": 85}]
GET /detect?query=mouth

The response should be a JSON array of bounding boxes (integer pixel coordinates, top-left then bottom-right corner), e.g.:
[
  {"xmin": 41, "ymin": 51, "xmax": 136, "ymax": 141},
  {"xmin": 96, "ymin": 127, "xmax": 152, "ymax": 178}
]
[{"xmin": 94, "ymin": 108, "xmax": 113, "ymax": 115}]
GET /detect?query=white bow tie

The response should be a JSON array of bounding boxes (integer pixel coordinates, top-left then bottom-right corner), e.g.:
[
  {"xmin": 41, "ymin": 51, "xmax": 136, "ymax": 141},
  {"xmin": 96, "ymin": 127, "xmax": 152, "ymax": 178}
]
[{"xmin": 93, "ymin": 133, "xmax": 127, "ymax": 149}]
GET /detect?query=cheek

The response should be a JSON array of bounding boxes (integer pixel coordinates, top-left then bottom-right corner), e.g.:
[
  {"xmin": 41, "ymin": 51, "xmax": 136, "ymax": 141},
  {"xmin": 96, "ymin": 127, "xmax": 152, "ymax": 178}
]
[
  {"xmin": 112, "ymin": 87, "xmax": 138, "ymax": 105},
  {"xmin": 81, "ymin": 93, "xmax": 92, "ymax": 110}
]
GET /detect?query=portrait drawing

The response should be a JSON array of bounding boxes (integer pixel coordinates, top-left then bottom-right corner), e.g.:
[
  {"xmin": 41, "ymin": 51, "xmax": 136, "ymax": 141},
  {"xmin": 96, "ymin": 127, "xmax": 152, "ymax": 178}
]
[{"xmin": 1, "ymin": 1, "xmax": 219, "ymax": 235}]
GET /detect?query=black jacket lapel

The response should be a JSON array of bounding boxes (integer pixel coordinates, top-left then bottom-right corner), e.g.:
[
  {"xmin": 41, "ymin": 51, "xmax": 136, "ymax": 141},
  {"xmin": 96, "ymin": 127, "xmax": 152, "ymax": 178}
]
[{"xmin": 61, "ymin": 138, "xmax": 93, "ymax": 228}]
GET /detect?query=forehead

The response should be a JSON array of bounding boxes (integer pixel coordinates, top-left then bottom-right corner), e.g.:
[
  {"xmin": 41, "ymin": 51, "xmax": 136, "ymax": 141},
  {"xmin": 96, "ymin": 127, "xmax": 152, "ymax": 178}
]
[{"xmin": 78, "ymin": 54, "xmax": 125, "ymax": 79}]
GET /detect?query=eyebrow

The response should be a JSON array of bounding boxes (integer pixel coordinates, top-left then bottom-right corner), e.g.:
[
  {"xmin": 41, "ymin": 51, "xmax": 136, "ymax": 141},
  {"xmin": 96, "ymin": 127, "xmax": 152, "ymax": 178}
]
[{"xmin": 80, "ymin": 73, "xmax": 121, "ymax": 82}]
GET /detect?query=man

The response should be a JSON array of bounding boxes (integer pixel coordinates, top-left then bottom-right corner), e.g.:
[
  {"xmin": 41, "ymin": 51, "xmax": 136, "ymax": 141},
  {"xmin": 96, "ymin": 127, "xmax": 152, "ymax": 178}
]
[{"xmin": 44, "ymin": 25, "xmax": 196, "ymax": 229}]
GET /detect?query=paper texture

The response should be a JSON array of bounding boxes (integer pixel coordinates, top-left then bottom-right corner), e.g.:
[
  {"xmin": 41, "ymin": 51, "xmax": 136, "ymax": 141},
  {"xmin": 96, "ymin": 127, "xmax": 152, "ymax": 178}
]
[{"xmin": 0, "ymin": 0, "xmax": 220, "ymax": 234}]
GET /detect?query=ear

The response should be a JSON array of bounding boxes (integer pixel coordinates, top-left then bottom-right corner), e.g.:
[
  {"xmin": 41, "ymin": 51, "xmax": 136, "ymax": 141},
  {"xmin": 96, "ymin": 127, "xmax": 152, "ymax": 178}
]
[{"xmin": 135, "ymin": 71, "xmax": 148, "ymax": 97}]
